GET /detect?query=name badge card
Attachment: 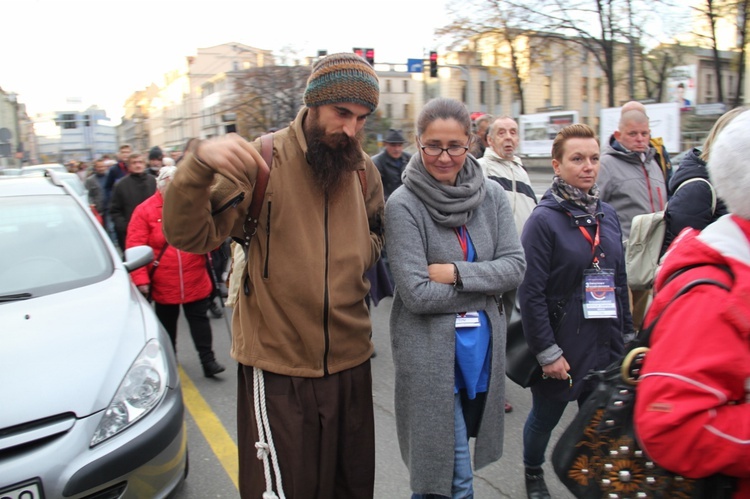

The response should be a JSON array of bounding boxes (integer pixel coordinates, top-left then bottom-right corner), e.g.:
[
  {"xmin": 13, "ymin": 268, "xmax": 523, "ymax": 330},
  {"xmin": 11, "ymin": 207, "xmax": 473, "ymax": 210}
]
[
  {"xmin": 582, "ymin": 269, "xmax": 618, "ymax": 319},
  {"xmin": 455, "ymin": 311, "xmax": 481, "ymax": 328}
]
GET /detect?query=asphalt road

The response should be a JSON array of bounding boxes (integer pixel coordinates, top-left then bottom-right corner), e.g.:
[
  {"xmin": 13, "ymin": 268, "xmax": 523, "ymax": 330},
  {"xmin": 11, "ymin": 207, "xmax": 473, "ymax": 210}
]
[
  {"xmin": 169, "ymin": 167, "xmax": 577, "ymax": 498},
  {"xmin": 169, "ymin": 298, "xmax": 576, "ymax": 499}
]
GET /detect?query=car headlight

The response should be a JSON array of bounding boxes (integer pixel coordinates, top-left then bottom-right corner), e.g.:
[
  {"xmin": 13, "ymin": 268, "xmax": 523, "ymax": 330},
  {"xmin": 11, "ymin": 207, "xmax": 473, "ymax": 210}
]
[{"xmin": 90, "ymin": 339, "xmax": 169, "ymax": 447}]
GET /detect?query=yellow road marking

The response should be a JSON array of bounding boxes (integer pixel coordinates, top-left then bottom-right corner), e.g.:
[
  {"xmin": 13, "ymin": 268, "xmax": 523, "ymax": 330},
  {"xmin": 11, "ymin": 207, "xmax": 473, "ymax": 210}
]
[{"xmin": 179, "ymin": 365, "xmax": 239, "ymax": 489}]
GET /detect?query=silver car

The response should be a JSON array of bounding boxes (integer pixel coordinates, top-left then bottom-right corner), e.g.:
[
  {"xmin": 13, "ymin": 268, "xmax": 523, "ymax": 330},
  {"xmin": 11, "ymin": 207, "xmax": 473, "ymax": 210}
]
[{"xmin": 0, "ymin": 170, "xmax": 187, "ymax": 498}]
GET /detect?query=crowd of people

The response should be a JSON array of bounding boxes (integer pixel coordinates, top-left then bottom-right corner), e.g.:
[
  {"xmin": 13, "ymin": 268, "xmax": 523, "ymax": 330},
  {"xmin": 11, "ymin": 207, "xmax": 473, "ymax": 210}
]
[
  {"xmin": 70, "ymin": 51, "xmax": 747, "ymax": 498},
  {"xmin": 73, "ymin": 142, "xmax": 229, "ymax": 377}
]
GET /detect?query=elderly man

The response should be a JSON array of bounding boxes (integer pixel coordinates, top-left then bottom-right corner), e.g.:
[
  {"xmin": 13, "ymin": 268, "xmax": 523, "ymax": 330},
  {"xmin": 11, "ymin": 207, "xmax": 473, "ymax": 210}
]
[
  {"xmin": 599, "ymin": 109, "xmax": 667, "ymax": 329},
  {"xmin": 162, "ymin": 53, "xmax": 384, "ymax": 499},
  {"xmin": 371, "ymin": 128, "xmax": 411, "ymax": 200},
  {"xmin": 479, "ymin": 115, "xmax": 537, "ymax": 414},
  {"xmin": 479, "ymin": 116, "xmax": 537, "ymax": 232}
]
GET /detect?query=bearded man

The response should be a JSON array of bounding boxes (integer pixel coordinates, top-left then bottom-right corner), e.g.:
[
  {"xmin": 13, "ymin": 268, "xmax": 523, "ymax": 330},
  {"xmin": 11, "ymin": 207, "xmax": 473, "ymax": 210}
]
[{"xmin": 162, "ymin": 53, "xmax": 384, "ymax": 499}]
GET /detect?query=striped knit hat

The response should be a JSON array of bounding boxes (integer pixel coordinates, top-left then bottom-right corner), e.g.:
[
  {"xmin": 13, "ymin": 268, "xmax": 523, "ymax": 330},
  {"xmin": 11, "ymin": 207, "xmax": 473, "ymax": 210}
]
[{"xmin": 303, "ymin": 53, "xmax": 380, "ymax": 113}]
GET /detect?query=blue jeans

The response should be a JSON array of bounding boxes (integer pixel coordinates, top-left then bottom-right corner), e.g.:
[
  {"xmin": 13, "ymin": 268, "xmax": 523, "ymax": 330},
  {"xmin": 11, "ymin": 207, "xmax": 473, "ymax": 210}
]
[
  {"xmin": 412, "ymin": 393, "xmax": 474, "ymax": 499},
  {"xmin": 523, "ymin": 389, "xmax": 590, "ymax": 468}
]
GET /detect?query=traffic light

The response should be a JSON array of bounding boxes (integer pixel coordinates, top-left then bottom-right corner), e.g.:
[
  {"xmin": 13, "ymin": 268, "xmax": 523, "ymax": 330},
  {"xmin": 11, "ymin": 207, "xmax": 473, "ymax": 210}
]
[
  {"xmin": 429, "ymin": 51, "xmax": 438, "ymax": 78},
  {"xmin": 352, "ymin": 47, "xmax": 374, "ymax": 65}
]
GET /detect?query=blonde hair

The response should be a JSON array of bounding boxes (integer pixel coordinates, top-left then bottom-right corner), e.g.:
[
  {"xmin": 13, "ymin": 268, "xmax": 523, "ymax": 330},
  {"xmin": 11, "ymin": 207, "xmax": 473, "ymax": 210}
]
[
  {"xmin": 700, "ymin": 106, "xmax": 749, "ymax": 162},
  {"xmin": 551, "ymin": 124, "xmax": 599, "ymax": 162}
]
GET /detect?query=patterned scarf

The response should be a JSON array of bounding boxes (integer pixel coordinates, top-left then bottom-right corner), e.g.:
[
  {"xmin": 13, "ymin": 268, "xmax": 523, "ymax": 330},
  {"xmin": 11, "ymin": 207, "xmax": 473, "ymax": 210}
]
[
  {"xmin": 401, "ymin": 153, "xmax": 486, "ymax": 228},
  {"xmin": 551, "ymin": 176, "xmax": 600, "ymax": 215}
]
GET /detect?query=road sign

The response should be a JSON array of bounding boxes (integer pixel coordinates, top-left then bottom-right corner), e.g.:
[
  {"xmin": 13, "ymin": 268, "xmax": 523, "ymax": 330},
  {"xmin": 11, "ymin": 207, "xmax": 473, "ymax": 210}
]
[{"xmin": 407, "ymin": 59, "xmax": 423, "ymax": 73}]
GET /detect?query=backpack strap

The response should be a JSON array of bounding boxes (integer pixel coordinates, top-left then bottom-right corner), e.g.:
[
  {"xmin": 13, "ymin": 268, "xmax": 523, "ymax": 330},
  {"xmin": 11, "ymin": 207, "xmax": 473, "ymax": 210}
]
[
  {"xmin": 148, "ymin": 242, "xmax": 170, "ymax": 281},
  {"xmin": 243, "ymin": 133, "xmax": 272, "ymax": 242},
  {"xmin": 357, "ymin": 169, "xmax": 367, "ymax": 199}
]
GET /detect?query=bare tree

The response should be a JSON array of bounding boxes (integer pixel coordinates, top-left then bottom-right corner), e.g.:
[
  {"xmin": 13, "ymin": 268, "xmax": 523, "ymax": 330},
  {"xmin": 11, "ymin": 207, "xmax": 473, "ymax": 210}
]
[
  {"xmin": 693, "ymin": 0, "xmax": 726, "ymax": 103},
  {"xmin": 440, "ymin": 0, "xmax": 681, "ymax": 107},
  {"xmin": 640, "ymin": 43, "xmax": 690, "ymax": 101},
  {"xmin": 438, "ymin": 0, "xmax": 543, "ymax": 114},
  {"xmin": 730, "ymin": 0, "xmax": 749, "ymax": 106},
  {"xmin": 228, "ymin": 65, "xmax": 310, "ymax": 139}
]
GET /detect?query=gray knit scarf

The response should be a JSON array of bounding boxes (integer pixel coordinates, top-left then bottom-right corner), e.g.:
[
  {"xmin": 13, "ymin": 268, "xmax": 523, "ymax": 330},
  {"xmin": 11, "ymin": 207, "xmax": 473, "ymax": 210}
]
[{"xmin": 401, "ymin": 153, "xmax": 486, "ymax": 228}]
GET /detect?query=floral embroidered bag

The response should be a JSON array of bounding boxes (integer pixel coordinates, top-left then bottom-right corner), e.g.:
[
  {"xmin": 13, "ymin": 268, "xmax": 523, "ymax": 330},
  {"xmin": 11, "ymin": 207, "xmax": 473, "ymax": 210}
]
[{"xmin": 551, "ymin": 274, "xmax": 736, "ymax": 499}]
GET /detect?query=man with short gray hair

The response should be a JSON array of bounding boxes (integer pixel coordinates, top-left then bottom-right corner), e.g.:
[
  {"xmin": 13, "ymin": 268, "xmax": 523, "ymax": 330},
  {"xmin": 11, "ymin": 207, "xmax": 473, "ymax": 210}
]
[{"xmin": 599, "ymin": 109, "xmax": 667, "ymax": 330}]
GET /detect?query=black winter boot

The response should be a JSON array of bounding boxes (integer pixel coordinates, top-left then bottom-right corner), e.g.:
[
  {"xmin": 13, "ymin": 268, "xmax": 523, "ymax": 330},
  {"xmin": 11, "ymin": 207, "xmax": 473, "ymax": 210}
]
[
  {"xmin": 525, "ymin": 468, "xmax": 551, "ymax": 499},
  {"xmin": 202, "ymin": 359, "xmax": 226, "ymax": 378}
]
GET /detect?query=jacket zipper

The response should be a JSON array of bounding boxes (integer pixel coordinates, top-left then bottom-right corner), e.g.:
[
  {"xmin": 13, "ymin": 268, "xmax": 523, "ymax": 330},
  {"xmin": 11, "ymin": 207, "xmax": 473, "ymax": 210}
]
[
  {"xmin": 177, "ymin": 251, "xmax": 185, "ymax": 301},
  {"xmin": 211, "ymin": 192, "xmax": 245, "ymax": 216},
  {"xmin": 323, "ymin": 196, "xmax": 331, "ymax": 376},
  {"xmin": 263, "ymin": 201, "xmax": 272, "ymax": 278},
  {"xmin": 641, "ymin": 162, "xmax": 656, "ymax": 212}
]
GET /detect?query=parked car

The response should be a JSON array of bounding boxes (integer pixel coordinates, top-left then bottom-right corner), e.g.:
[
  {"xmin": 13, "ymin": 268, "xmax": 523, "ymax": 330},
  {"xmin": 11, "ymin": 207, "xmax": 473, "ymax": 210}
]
[{"xmin": 0, "ymin": 170, "xmax": 187, "ymax": 498}]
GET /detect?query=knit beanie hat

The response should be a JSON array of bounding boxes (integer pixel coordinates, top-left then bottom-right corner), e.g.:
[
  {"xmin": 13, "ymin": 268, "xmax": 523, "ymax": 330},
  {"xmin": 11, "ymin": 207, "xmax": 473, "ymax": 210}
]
[{"xmin": 303, "ymin": 53, "xmax": 380, "ymax": 113}]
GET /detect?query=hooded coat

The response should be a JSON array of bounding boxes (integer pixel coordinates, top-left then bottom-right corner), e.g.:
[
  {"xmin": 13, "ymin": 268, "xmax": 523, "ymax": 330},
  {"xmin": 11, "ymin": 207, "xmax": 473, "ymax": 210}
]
[
  {"xmin": 598, "ymin": 136, "xmax": 667, "ymax": 240},
  {"xmin": 635, "ymin": 215, "xmax": 750, "ymax": 498},
  {"xmin": 518, "ymin": 190, "xmax": 634, "ymax": 401},
  {"xmin": 663, "ymin": 148, "xmax": 728, "ymax": 252}
]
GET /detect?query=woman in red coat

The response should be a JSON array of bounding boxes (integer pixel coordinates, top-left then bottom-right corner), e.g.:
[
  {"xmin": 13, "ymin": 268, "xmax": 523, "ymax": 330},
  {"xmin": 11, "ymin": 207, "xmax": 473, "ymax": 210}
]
[{"xmin": 127, "ymin": 166, "xmax": 225, "ymax": 377}]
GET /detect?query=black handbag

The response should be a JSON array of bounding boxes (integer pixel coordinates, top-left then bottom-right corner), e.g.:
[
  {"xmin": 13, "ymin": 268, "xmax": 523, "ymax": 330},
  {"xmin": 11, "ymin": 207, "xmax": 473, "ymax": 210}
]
[
  {"xmin": 505, "ymin": 296, "xmax": 543, "ymax": 388},
  {"xmin": 551, "ymin": 275, "xmax": 736, "ymax": 499},
  {"xmin": 506, "ymin": 275, "xmax": 582, "ymax": 389}
]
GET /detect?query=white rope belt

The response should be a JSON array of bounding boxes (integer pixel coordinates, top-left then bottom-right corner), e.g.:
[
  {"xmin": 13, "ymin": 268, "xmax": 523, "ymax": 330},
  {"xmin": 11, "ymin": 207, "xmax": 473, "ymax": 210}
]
[{"xmin": 253, "ymin": 367, "xmax": 285, "ymax": 499}]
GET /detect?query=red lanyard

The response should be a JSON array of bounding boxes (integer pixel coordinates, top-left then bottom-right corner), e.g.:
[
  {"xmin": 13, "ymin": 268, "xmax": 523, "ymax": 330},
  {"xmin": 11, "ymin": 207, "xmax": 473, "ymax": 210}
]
[
  {"xmin": 454, "ymin": 226, "xmax": 469, "ymax": 261},
  {"xmin": 578, "ymin": 224, "xmax": 601, "ymax": 269}
]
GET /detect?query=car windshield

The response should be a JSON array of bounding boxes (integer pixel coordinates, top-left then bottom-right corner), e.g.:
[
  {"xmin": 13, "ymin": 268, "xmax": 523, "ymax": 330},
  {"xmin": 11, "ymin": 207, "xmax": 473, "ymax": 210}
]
[{"xmin": 0, "ymin": 195, "xmax": 113, "ymax": 298}]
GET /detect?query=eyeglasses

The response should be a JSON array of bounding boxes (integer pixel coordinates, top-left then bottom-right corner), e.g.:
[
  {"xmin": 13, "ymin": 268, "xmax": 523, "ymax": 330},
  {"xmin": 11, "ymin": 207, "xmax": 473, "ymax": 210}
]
[{"xmin": 417, "ymin": 140, "xmax": 470, "ymax": 157}]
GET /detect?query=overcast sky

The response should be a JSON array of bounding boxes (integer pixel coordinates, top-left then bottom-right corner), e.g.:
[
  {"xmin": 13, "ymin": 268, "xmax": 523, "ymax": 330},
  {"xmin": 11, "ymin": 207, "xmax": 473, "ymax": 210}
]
[{"xmin": 1, "ymin": 0, "xmax": 451, "ymax": 124}]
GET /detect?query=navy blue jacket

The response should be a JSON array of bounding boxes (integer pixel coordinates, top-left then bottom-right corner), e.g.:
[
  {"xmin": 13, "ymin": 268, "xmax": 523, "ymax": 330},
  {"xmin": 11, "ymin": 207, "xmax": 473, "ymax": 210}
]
[
  {"xmin": 663, "ymin": 148, "xmax": 728, "ymax": 253},
  {"xmin": 518, "ymin": 190, "xmax": 633, "ymax": 401}
]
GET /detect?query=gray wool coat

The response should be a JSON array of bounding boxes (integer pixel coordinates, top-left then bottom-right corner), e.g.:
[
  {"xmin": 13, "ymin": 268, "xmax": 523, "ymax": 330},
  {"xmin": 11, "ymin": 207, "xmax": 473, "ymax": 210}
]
[{"xmin": 385, "ymin": 179, "xmax": 526, "ymax": 496}]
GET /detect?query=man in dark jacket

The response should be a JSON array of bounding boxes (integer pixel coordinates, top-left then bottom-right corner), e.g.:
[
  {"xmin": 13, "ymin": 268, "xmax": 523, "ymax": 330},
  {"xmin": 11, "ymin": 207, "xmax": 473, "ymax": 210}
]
[
  {"xmin": 109, "ymin": 152, "xmax": 156, "ymax": 251},
  {"xmin": 371, "ymin": 128, "xmax": 411, "ymax": 200}
]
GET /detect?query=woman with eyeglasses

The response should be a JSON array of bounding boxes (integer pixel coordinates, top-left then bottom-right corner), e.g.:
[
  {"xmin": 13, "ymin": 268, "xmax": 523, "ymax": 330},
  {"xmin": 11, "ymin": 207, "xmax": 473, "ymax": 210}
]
[
  {"xmin": 385, "ymin": 97, "xmax": 526, "ymax": 498},
  {"xmin": 518, "ymin": 124, "xmax": 633, "ymax": 499}
]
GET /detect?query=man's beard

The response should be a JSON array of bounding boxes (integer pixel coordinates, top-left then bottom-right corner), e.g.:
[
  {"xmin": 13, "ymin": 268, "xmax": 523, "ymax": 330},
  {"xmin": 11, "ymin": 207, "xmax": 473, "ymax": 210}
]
[{"xmin": 305, "ymin": 110, "xmax": 364, "ymax": 198}]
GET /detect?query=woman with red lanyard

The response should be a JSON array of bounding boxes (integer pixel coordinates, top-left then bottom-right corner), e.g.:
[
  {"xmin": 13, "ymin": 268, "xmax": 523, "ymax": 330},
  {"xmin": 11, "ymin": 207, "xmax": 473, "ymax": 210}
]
[
  {"xmin": 518, "ymin": 124, "xmax": 634, "ymax": 499},
  {"xmin": 385, "ymin": 98, "xmax": 526, "ymax": 498}
]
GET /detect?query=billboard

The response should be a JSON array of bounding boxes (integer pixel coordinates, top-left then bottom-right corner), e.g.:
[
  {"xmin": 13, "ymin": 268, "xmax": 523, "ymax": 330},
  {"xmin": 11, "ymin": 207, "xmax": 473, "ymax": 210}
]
[
  {"xmin": 519, "ymin": 110, "xmax": 579, "ymax": 155},
  {"xmin": 666, "ymin": 65, "xmax": 697, "ymax": 111},
  {"xmin": 600, "ymin": 102, "xmax": 681, "ymax": 154}
]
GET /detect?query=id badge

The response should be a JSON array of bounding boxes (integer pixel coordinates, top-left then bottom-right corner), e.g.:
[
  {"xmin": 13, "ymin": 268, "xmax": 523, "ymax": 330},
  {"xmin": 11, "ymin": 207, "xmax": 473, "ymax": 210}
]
[
  {"xmin": 582, "ymin": 269, "xmax": 618, "ymax": 319},
  {"xmin": 455, "ymin": 311, "xmax": 481, "ymax": 328}
]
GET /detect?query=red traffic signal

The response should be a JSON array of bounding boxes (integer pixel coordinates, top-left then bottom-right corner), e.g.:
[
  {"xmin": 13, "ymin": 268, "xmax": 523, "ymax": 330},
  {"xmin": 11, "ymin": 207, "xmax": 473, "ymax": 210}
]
[
  {"xmin": 429, "ymin": 51, "xmax": 438, "ymax": 78},
  {"xmin": 353, "ymin": 47, "xmax": 374, "ymax": 65}
]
